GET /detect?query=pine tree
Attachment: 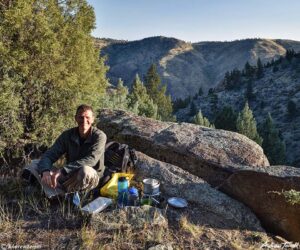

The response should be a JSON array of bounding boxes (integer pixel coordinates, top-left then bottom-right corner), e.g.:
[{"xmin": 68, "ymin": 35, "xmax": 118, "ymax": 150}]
[
  {"xmin": 189, "ymin": 101, "xmax": 198, "ymax": 116},
  {"xmin": 144, "ymin": 64, "xmax": 174, "ymax": 121},
  {"xmin": 214, "ymin": 106, "xmax": 237, "ymax": 131},
  {"xmin": 0, "ymin": 0, "xmax": 108, "ymax": 158},
  {"xmin": 107, "ymin": 78, "xmax": 129, "ymax": 110},
  {"xmin": 287, "ymin": 100, "xmax": 297, "ymax": 117},
  {"xmin": 144, "ymin": 64, "xmax": 161, "ymax": 99},
  {"xmin": 286, "ymin": 49, "xmax": 295, "ymax": 62},
  {"xmin": 198, "ymin": 87, "xmax": 203, "ymax": 96},
  {"xmin": 173, "ymin": 97, "xmax": 190, "ymax": 112},
  {"xmin": 236, "ymin": 102, "xmax": 263, "ymax": 145},
  {"xmin": 128, "ymin": 74, "xmax": 158, "ymax": 119},
  {"xmin": 244, "ymin": 61, "xmax": 255, "ymax": 77},
  {"xmin": 209, "ymin": 92, "xmax": 218, "ymax": 111},
  {"xmin": 192, "ymin": 110, "xmax": 214, "ymax": 128},
  {"xmin": 245, "ymin": 80, "xmax": 255, "ymax": 100},
  {"xmin": 256, "ymin": 58, "xmax": 264, "ymax": 79},
  {"xmin": 224, "ymin": 69, "xmax": 242, "ymax": 89},
  {"xmin": 260, "ymin": 113, "xmax": 286, "ymax": 165}
]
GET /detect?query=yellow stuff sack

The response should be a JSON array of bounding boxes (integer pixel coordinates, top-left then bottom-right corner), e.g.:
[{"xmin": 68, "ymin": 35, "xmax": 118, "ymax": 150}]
[{"xmin": 100, "ymin": 173, "xmax": 134, "ymax": 199}]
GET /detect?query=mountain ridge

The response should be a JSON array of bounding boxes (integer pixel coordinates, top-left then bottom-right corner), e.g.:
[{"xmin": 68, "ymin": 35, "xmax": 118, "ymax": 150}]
[{"xmin": 96, "ymin": 36, "xmax": 300, "ymax": 99}]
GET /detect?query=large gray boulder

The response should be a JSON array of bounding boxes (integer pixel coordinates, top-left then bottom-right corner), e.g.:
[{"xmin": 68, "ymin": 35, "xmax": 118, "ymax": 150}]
[
  {"xmin": 134, "ymin": 152, "xmax": 263, "ymax": 231},
  {"xmin": 97, "ymin": 109, "xmax": 269, "ymax": 186},
  {"xmin": 90, "ymin": 151, "xmax": 263, "ymax": 232},
  {"xmin": 218, "ymin": 165, "xmax": 300, "ymax": 242},
  {"xmin": 97, "ymin": 109, "xmax": 300, "ymax": 242}
]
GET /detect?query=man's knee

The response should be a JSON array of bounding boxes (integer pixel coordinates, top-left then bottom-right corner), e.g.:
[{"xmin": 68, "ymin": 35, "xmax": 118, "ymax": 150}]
[
  {"xmin": 78, "ymin": 166, "xmax": 99, "ymax": 190},
  {"xmin": 80, "ymin": 165, "xmax": 97, "ymax": 178}
]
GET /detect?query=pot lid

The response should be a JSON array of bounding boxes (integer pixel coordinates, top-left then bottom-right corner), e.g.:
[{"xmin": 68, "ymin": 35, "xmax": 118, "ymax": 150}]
[{"xmin": 143, "ymin": 178, "xmax": 159, "ymax": 186}]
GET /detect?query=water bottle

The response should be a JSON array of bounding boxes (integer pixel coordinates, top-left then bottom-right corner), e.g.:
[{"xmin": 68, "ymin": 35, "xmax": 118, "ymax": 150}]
[
  {"xmin": 117, "ymin": 176, "xmax": 128, "ymax": 208},
  {"xmin": 128, "ymin": 187, "xmax": 139, "ymax": 206},
  {"xmin": 72, "ymin": 192, "xmax": 81, "ymax": 207}
]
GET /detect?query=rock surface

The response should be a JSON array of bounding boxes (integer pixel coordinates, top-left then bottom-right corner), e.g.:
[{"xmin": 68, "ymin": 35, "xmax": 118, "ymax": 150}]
[
  {"xmin": 98, "ymin": 109, "xmax": 300, "ymax": 242},
  {"xmin": 134, "ymin": 151, "xmax": 263, "ymax": 231},
  {"xmin": 148, "ymin": 244, "xmax": 173, "ymax": 250},
  {"xmin": 98, "ymin": 109, "xmax": 269, "ymax": 186},
  {"xmin": 219, "ymin": 165, "xmax": 300, "ymax": 242}
]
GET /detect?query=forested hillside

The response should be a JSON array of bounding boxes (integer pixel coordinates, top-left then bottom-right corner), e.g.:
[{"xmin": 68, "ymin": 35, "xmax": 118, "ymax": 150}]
[{"xmin": 176, "ymin": 51, "xmax": 300, "ymax": 167}]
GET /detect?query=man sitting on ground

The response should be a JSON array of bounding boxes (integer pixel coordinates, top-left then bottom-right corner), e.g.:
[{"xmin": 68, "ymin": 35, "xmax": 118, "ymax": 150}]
[{"xmin": 25, "ymin": 104, "xmax": 107, "ymax": 196}]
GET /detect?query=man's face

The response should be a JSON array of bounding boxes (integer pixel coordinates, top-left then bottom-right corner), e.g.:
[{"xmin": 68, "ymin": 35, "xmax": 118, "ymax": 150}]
[{"xmin": 75, "ymin": 109, "xmax": 94, "ymax": 135}]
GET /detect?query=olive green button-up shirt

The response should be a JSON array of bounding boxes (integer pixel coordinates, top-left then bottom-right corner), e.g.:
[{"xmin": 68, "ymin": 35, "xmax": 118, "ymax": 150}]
[{"xmin": 37, "ymin": 127, "xmax": 107, "ymax": 177}]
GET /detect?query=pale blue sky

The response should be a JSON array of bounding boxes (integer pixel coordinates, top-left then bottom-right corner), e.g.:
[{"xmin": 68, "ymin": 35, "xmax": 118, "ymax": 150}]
[{"xmin": 87, "ymin": 0, "xmax": 300, "ymax": 42}]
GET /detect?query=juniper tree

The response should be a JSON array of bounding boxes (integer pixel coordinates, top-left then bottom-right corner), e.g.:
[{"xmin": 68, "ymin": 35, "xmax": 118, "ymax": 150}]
[
  {"xmin": 236, "ymin": 102, "xmax": 263, "ymax": 145},
  {"xmin": 260, "ymin": 113, "xmax": 286, "ymax": 165},
  {"xmin": 0, "ymin": 0, "xmax": 108, "ymax": 158},
  {"xmin": 0, "ymin": 73, "xmax": 23, "ymax": 155}
]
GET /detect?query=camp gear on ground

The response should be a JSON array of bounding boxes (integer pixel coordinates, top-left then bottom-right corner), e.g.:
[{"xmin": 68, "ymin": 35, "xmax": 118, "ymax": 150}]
[
  {"xmin": 100, "ymin": 173, "xmax": 134, "ymax": 199},
  {"xmin": 100, "ymin": 141, "xmax": 137, "ymax": 187},
  {"xmin": 167, "ymin": 197, "xmax": 188, "ymax": 208},
  {"xmin": 81, "ymin": 196, "xmax": 113, "ymax": 214},
  {"xmin": 128, "ymin": 187, "xmax": 139, "ymax": 206},
  {"xmin": 117, "ymin": 191, "xmax": 128, "ymax": 208},
  {"xmin": 72, "ymin": 192, "xmax": 81, "ymax": 207},
  {"xmin": 142, "ymin": 178, "xmax": 160, "ymax": 195},
  {"xmin": 117, "ymin": 176, "xmax": 129, "ymax": 207},
  {"xmin": 140, "ymin": 193, "xmax": 160, "ymax": 206},
  {"xmin": 118, "ymin": 176, "xmax": 129, "ymax": 192}
]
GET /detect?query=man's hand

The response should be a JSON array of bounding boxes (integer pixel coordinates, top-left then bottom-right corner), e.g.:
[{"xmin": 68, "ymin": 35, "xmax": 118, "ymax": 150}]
[{"xmin": 41, "ymin": 170, "xmax": 61, "ymax": 188}]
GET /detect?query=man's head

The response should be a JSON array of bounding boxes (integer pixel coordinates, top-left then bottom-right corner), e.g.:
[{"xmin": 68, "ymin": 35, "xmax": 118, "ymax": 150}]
[{"xmin": 75, "ymin": 104, "xmax": 95, "ymax": 138}]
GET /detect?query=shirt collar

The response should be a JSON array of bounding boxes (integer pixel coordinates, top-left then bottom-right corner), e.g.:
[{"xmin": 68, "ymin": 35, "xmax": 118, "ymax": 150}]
[{"xmin": 71, "ymin": 127, "xmax": 93, "ymax": 145}]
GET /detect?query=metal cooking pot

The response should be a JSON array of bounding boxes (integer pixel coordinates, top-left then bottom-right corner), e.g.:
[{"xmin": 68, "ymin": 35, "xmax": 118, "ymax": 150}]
[{"xmin": 143, "ymin": 178, "xmax": 160, "ymax": 195}]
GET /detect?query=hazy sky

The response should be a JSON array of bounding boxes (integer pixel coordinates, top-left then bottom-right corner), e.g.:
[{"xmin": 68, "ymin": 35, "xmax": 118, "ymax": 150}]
[{"xmin": 87, "ymin": 0, "xmax": 300, "ymax": 42}]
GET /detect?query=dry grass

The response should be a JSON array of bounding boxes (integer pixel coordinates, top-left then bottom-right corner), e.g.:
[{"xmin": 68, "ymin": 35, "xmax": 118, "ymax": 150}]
[
  {"xmin": 80, "ymin": 225, "xmax": 97, "ymax": 249},
  {"xmin": 0, "ymin": 176, "xmax": 279, "ymax": 249},
  {"xmin": 179, "ymin": 215, "xmax": 204, "ymax": 238}
]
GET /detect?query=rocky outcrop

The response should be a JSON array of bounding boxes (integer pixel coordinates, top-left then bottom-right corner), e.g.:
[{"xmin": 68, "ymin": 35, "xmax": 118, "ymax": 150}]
[
  {"xmin": 218, "ymin": 166, "xmax": 300, "ymax": 242},
  {"xmin": 98, "ymin": 109, "xmax": 269, "ymax": 187},
  {"xmin": 135, "ymin": 151, "xmax": 263, "ymax": 231},
  {"xmin": 98, "ymin": 109, "xmax": 300, "ymax": 242},
  {"xmin": 90, "ymin": 151, "xmax": 264, "ymax": 234}
]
